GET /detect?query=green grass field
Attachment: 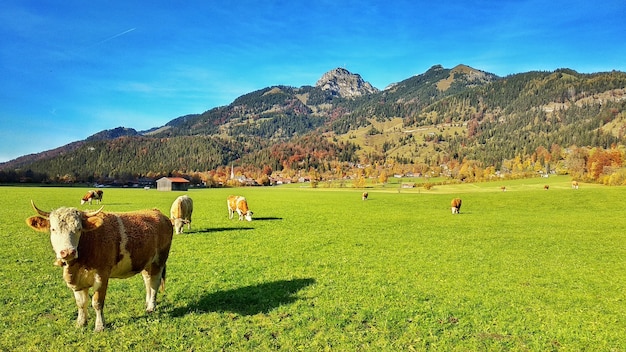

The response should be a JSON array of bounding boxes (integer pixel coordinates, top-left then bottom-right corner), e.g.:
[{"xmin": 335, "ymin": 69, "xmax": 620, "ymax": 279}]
[{"xmin": 1, "ymin": 177, "xmax": 624, "ymax": 351}]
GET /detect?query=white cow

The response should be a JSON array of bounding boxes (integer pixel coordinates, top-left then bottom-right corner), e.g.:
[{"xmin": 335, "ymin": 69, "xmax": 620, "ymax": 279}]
[{"xmin": 170, "ymin": 195, "xmax": 193, "ymax": 234}]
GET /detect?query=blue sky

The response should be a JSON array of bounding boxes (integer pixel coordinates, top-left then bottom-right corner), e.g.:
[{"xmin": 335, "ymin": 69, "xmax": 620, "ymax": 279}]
[{"xmin": 1, "ymin": 1, "xmax": 625, "ymax": 162}]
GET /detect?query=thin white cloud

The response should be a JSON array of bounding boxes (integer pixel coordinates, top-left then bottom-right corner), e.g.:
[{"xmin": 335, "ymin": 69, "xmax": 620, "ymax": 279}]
[{"xmin": 91, "ymin": 27, "xmax": 136, "ymax": 46}]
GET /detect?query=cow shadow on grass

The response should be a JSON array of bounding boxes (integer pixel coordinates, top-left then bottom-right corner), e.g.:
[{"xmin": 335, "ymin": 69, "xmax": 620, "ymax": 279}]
[
  {"xmin": 170, "ymin": 278, "xmax": 315, "ymax": 317},
  {"xmin": 253, "ymin": 217, "xmax": 283, "ymax": 221},
  {"xmin": 191, "ymin": 227, "xmax": 254, "ymax": 234}
]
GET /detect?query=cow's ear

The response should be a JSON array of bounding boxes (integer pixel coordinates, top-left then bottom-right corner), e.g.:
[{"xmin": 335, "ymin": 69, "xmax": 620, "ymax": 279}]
[
  {"xmin": 26, "ymin": 216, "xmax": 50, "ymax": 232},
  {"xmin": 82, "ymin": 216, "xmax": 103, "ymax": 232}
]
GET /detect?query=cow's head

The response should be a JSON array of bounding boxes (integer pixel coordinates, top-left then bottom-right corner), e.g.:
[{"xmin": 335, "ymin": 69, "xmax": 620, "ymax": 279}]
[
  {"xmin": 26, "ymin": 201, "xmax": 104, "ymax": 264},
  {"xmin": 244, "ymin": 211, "xmax": 253, "ymax": 222},
  {"xmin": 171, "ymin": 218, "xmax": 190, "ymax": 234}
]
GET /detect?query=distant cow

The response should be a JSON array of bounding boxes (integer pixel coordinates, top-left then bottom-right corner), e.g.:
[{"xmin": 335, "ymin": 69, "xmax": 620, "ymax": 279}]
[
  {"xmin": 362, "ymin": 192, "xmax": 369, "ymax": 200},
  {"xmin": 451, "ymin": 198, "xmax": 462, "ymax": 214},
  {"xmin": 544, "ymin": 185, "xmax": 550, "ymax": 190},
  {"xmin": 81, "ymin": 190, "xmax": 103, "ymax": 205},
  {"xmin": 170, "ymin": 195, "xmax": 193, "ymax": 234},
  {"xmin": 26, "ymin": 201, "xmax": 173, "ymax": 332},
  {"xmin": 227, "ymin": 195, "xmax": 253, "ymax": 221},
  {"xmin": 572, "ymin": 181, "xmax": 579, "ymax": 189},
  {"xmin": 500, "ymin": 186, "xmax": 507, "ymax": 192}
]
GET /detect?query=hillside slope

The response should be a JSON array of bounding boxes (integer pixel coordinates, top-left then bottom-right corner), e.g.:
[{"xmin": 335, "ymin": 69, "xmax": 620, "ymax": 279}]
[{"xmin": 2, "ymin": 65, "xmax": 625, "ymax": 184}]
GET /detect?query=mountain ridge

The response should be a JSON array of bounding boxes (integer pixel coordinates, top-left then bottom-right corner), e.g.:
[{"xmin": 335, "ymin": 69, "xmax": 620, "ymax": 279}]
[{"xmin": 2, "ymin": 64, "xmax": 625, "ymax": 185}]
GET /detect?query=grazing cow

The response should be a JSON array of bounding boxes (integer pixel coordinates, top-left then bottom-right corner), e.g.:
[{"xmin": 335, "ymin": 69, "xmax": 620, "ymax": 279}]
[
  {"xmin": 362, "ymin": 192, "xmax": 369, "ymax": 200},
  {"xmin": 544, "ymin": 185, "xmax": 550, "ymax": 190},
  {"xmin": 25, "ymin": 201, "xmax": 173, "ymax": 332},
  {"xmin": 572, "ymin": 181, "xmax": 579, "ymax": 189},
  {"xmin": 451, "ymin": 198, "xmax": 462, "ymax": 214},
  {"xmin": 227, "ymin": 195, "xmax": 253, "ymax": 221},
  {"xmin": 500, "ymin": 186, "xmax": 507, "ymax": 192},
  {"xmin": 170, "ymin": 195, "xmax": 193, "ymax": 234},
  {"xmin": 81, "ymin": 190, "xmax": 103, "ymax": 205}
]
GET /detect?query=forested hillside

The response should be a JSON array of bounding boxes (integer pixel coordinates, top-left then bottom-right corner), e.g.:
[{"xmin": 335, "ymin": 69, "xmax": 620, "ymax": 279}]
[
  {"xmin": 417, "ymin": 69, "xmax": 626, "ymax": 166},
  {"xmin": 1, "ymin": 65, "xmax": 625, "ymax": 186}
]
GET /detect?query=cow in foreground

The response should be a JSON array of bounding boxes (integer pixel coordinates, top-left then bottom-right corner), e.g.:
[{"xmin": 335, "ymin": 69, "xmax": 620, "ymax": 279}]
[
  {"xmin": 170, "ymin": 195, "xmax": 193, "ymax": 234},
  {"xmin": 25, "ymin": 201, "xmax": 173, "ymax": 332},
  {"xmin": 451, "ymin": 198, "xmax": 462, "ymax": 214},
  {"xmin": 81, "ymin": 189, "xmax": 103, "ymax": 205},
  {"xmin": 227, "ymin": 195, "xmax": 253, "ymax": 221}
]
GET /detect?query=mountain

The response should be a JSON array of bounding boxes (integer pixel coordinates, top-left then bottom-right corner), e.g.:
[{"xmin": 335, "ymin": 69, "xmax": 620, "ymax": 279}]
[
  {"xmin": 2, "ymin": 64, "xmax": 625, "ymax": 185},
  {"xmin": 86, "ymin": 127, "xmax": 139, "ymax": 142},
  {"xmin": 315, "ymin": 67, "xmax": 379, "ymax": 98}
]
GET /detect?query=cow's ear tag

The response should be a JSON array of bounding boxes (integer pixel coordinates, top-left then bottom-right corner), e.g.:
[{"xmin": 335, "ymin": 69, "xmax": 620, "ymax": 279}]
[{"xmin": 82, "ymin": 216, "xmax": 104, "ymax": 232}]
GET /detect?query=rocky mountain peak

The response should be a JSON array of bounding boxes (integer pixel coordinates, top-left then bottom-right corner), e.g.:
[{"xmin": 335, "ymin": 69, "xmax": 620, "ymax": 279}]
[{"xmin": 315, "ymin": 68, "xmax": 379, "ymax": 98}]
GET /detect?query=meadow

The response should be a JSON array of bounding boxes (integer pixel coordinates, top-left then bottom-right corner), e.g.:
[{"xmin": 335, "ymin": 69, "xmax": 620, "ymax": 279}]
[{"xmin": 0, "ymin": 176, "xmax": 624, "ymax": 351}]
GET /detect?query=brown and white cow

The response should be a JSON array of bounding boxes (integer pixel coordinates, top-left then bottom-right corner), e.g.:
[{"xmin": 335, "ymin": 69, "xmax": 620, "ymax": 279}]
[
  {"xmin": 170, "ymin": 195, "xmax": 193, "ymax": 234},
  {"xmin": 544, "ymin": 185, "xmax": 550, "ymax": 190},
  {"xmin": 81, "ymin": 190, "xmax": 103, "ymax": 205},
  {"xmin": 362, "ymin": 192, "xmax": 369, "ymax": 200},
  {"xmin": 227, "ymin": 195, "xmax": 253, "ymax": 221},
  {"xmin": 571, "ymin": 180, "xmax": 579, "ymax": 189},
  {"xmin": 26, "ymin": 201, "xmax": 173, "ymax": 332},
  {"xmin": 451, "ymin": 198, "xmax": 462, "ymax": 214}
]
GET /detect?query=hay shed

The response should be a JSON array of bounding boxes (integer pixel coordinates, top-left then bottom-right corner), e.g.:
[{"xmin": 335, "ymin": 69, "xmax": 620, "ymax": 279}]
[{"xmin": 156, "ymin": 177, "xmax": 190, "ymax": 191}]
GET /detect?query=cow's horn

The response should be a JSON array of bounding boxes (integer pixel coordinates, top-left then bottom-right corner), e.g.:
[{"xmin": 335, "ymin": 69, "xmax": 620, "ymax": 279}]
[
  {"xmin": 31, "ymin": 200, "xmax": 50, "ymax": 217},
  {"xmin": 85, "ymin": 206, "xmax": 104, "ymax": 217}
]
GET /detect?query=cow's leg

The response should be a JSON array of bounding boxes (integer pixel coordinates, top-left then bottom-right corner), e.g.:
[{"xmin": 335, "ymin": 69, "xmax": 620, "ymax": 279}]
[
  {"xmin": 228, "ymin": 208, "xmax": 234, "ymax": 219},
  {"xmin": 142, "ymin": 270, "xmax": 156, "ymax": 312},
  {"xmin": 91, "ymin": 277, "xmax": 109, "ymax": 332},
  {"xmin": 142, "ymin": 267, "xmax": 163, "ymax": 312},
  {"xmin": 73, "ymin": 289, "xmax": 90, "ymax": 328}
]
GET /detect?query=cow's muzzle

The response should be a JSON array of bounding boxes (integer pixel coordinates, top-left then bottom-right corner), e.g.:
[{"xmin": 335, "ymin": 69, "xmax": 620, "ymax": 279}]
[{"xmin": 59, "ymin": 248, "xmax": 77, "ymax": 262}]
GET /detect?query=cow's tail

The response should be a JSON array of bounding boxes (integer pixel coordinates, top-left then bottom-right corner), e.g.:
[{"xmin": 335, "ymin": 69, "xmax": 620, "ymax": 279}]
[{"xmin": 160, "ymin": 265, "xmax": 167, "ymax": 292}]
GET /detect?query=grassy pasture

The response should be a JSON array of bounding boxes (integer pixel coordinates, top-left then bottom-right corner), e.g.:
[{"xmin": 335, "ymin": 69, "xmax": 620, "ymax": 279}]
[{"xmin": 0, "ymin": 178, "xmax": 624, "ymax": 351}]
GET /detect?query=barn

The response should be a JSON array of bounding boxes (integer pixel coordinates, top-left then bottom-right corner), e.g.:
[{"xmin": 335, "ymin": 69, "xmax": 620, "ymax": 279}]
[{"xmin": 156, "ymin": 177, "xmax": 190, "ymax": 191}]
